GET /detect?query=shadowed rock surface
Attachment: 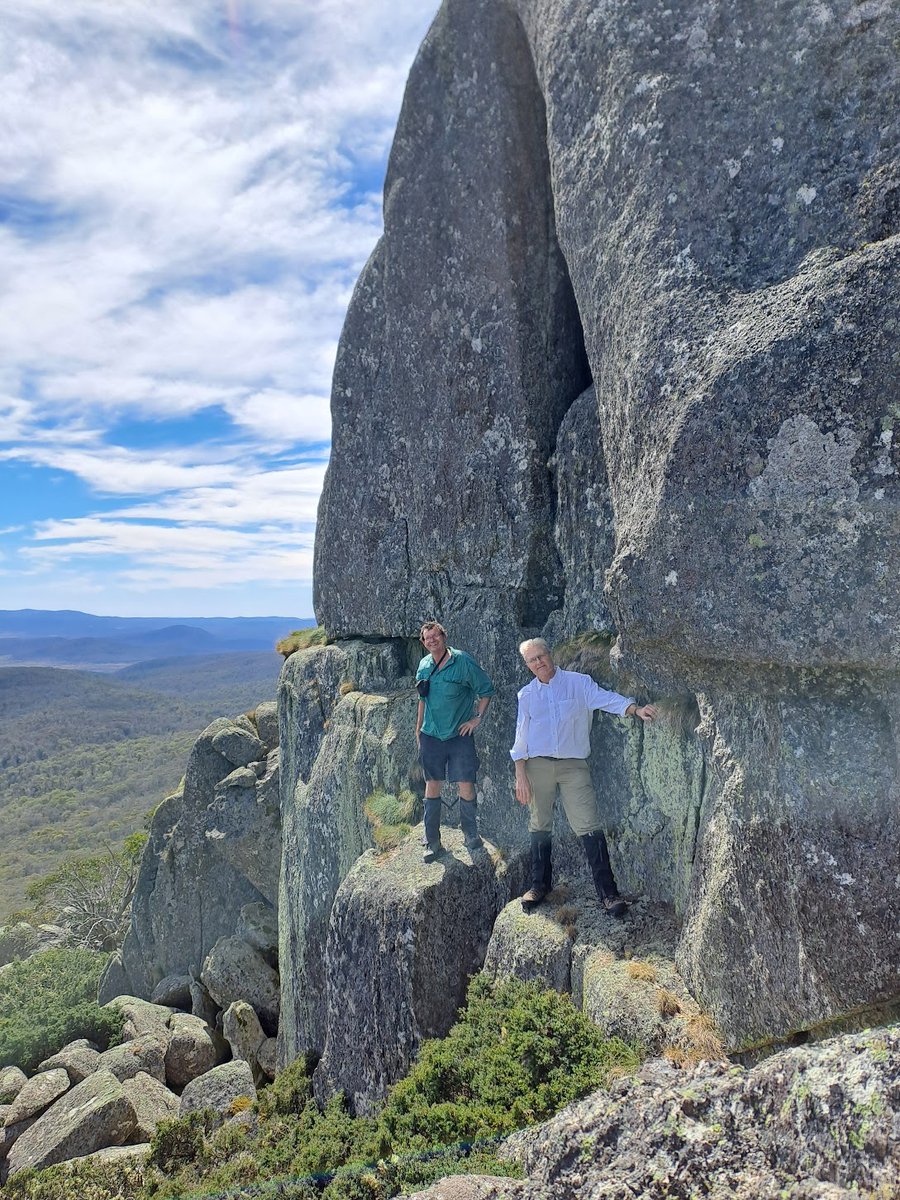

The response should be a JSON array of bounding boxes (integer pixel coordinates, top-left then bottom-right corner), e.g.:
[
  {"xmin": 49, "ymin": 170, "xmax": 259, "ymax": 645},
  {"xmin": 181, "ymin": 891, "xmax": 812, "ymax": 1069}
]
[
  {"xmin": 313, "ymin": 831, "xmax": 527, "ymax": 1114},
  {"xmin": 278, "ymin": 640, "xmax": 421, "ymax": 1065}
]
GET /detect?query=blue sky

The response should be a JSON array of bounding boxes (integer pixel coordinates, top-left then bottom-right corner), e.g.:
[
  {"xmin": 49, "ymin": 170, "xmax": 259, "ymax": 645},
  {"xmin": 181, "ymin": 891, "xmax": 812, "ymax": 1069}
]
[{"xmin": 0, "ymin": 0, "xmax": 439, "ymax": 618}]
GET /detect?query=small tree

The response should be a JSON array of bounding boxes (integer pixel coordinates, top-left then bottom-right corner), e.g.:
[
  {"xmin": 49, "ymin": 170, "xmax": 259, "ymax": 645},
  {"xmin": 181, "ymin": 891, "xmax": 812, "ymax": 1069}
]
[{"xmin": 25, "ymin": 833, "xmax": 147, "ymax": 952}]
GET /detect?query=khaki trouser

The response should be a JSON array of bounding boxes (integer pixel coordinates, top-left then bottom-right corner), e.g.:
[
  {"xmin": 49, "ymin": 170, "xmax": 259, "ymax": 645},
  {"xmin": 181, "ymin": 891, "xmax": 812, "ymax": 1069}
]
[{"xmin": 524, "ymin": 757, "xmax": 601, "ymax": 837}]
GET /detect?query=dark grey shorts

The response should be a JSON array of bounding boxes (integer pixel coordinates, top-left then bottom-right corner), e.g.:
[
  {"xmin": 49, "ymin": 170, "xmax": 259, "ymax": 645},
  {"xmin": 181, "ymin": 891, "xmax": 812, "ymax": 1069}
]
[{"xmin": 419, "ymin": 732, "xmax": 479, "ymax": 783}]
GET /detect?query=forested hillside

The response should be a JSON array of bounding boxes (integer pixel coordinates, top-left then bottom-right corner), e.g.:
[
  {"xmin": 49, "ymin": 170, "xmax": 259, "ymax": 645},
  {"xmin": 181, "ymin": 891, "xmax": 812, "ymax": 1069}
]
[{"xmin": 0, "ymin": 653, "xmax": 282, "ymax": 920}]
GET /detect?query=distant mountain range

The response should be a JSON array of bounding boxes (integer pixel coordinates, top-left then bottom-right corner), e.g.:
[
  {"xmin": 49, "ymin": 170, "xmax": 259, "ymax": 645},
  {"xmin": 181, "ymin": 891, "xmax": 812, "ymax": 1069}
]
[{"xmin": 0, "ymin": 609, "xmax": 315, "ymax": 668}]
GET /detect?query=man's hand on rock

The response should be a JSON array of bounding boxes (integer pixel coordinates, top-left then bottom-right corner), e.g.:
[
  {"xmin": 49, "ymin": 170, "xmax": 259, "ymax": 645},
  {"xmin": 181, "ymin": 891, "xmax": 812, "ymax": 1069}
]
[{"xmin": 633, "ymin": 703, "xmax": 659, "ymax": 722}]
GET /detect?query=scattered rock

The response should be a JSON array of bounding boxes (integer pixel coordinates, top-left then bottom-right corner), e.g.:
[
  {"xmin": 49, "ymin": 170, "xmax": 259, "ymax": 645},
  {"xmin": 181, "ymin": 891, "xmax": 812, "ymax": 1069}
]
[
  {"xmin": 4, "ymin": 1069, "xmax": 70, "ymax": 1127},
  {"xmin": 0, "ymin": 1067, "xmax": 27, "ymax": 1105},
  {"xmin": 256, "ymin": 1037, "xmax": 277, "ymax": 1081},
  {"xmin": 222, "ymin": 1001, "xmax": 266, "ymax": 1078},
  {"xmin": 5, "ymin": 1070, "xmax": 136, "ymax": 1178},
  {"xmin": 217, "ymin": 766, "xmax": 258, "ymax": 789},
  {"xmin": 62, "ymin": 1141, "xmax": 151, "ymax": 1169},
  {"xmin": 38, "ymin": 1039, "xmax": 101, "ymax": 1085},
  {"xmin": 151, "ymin": 974, "xmax": 193, "ymax": 1009},
  {"xmin": 190, "ymin": 976, "xmax": 220, "ymax": 1028},
  {"xmin": 408, "ymin": 1180, "xmax": 523, "ymax": 1200},
  {"xmin": 103, "ymin": 996, "xmax": 173, "ymax": 1044},
  {"xmin": 179, "ymin": 1060, "xmax": 256, "ymax": 1119},
  {"xmin": 98, "ymin": 1037, "xmax": 167, "ymax": 1085},
  {"xmin": 254, "ymin": 701, "xmax": 279, "ymax": 752},
  {"xmin": 211, "ymin": 726, "xmax": 265, "ymax": 768},
  {"xmin": 164, "ymin": 1012, "xmax": 222, "ymax": 1091},
  {"xmin": 202, "ymin": 936, "xmax": 279, "ymax": 1034},
  {"xmin": 483, "ymin": 901, "xmax": 572, "ymax": 993},
  {"xmin": 120, "ymin": 1073, "xmax": 179, "ymax": 1142}
]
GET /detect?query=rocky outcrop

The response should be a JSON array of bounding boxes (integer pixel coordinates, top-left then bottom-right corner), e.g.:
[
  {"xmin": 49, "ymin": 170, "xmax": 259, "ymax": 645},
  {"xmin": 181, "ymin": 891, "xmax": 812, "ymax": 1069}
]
[
  {"xmin": 278, "ymin": 639, "xmax": 421, "ymax": 1065},
  {"xmin": 313, "ymin": 830, "xmax": 526, "ymax": 1114},
  {"xmin": 495, "ymin": 1026, "xmax": 900, "ymax": 1200},
  {"xmin": 311, "ymin": 0, "xmax": 900, "ymax": 1054},
  {"xmin": 101, "ymin": 705, "xmax": 281, "ymax": 1004}
]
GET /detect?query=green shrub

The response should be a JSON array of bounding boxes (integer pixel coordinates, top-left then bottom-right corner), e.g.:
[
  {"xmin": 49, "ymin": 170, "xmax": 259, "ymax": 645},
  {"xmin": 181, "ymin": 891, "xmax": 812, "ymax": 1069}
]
[
  {"xmin": 148, "ymin": 1109, "xmax": 217, "ymax": 1174},
  {"xmin": 0, "ymin": 947, "xmax": 124, "ymax": 1073},
  {"xmin": 373, "ymin": 974, "xmax": 643, "ymax": 1153},
  {"xmin": 364, "ymin": 790, "xmax": 421, "ymax": 852}
]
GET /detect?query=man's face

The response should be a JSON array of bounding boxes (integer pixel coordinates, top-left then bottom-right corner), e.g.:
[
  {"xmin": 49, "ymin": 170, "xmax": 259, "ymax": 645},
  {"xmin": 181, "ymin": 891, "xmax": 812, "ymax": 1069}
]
[
  {"xmin": 421, "ymin": 626, "xmax": 447, "ymax": 657},
  {"xmin": 523, "ymin": 645, "xmax": 555, "ymax": 684}
]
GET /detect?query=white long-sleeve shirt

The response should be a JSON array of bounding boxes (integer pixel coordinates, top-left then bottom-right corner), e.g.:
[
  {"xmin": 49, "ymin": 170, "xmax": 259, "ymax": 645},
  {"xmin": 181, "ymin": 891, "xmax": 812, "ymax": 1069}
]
[{"xmin": 510, "ymin": 668, "xmax": 635, "ymax": 761}]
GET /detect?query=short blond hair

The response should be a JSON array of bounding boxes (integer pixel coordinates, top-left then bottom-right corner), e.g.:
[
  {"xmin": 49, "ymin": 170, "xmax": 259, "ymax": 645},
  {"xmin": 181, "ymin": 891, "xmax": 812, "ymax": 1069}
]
[{"xmin": 519, "ymin": 637, "xmax": 550, "ymax": 658}]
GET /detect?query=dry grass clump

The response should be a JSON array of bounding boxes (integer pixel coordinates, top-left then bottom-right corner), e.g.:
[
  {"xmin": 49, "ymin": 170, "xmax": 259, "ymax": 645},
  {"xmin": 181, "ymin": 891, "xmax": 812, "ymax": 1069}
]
[
  {"xmin": 275, "ymin": 626, "xmax": 328, "ymax": 658},
  {"xmin": 625, "ymin": 960, "xmax": 658, "ymax": 983},
  {"xmin": 663, "ymin": 1012, "xmax": 726, "ymax": 1068},
  {"xmin": 656, "ymin": 987, "xmax": 683, "ymax": 1018}
]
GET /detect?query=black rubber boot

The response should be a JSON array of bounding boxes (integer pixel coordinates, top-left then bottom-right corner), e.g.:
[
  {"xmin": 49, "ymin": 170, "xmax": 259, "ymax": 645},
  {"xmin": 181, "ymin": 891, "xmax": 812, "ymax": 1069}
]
[
  {"xmin": 423, "ymin": 798, "xmax": 446, "ymax": 862},
  {"xmin": 580, "ymin": 831, "xmax": 627, "ymax": 917},
  {"xmin": 521, "ymin": 832, "xmax": 552, "ymax": 911},
  {"xmin": 459, "ymin": 798, "xmax": 483, "ymax": 850}
]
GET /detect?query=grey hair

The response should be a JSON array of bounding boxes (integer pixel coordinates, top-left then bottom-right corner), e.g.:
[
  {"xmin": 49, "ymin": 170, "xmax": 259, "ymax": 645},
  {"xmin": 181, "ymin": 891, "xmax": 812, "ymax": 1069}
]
[{"xmin": 519, "ymin": 637, "xmax": 550, "ymax": 658}]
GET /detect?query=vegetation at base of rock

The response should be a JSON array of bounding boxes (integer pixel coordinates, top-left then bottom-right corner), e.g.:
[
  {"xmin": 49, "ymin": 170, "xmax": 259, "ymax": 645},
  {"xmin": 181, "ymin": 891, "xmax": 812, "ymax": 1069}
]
[
  {"xmin": 0, "ymin": 947, "xmax": 124, "ymax": 1073},
  {"xmin": 378, "ymin": 975, "xmax": 643, "ymax": 1147},
  {"xmin": 2, "ymin": 977, "xmax": 643, "ymax": 1199},
  {"xmin": 364, "ymin": 790, "xmax": 421, "ymax": 851},
  {"xmin": 276, "ymin": 626, "xmax": 328, "ymax": 657}
]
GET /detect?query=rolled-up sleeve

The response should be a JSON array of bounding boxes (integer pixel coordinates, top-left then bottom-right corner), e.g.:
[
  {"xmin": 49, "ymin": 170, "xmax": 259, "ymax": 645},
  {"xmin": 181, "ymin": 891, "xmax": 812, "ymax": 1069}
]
[
  {"xmin": 466, "ymin": 656, "xmax": 496, "ymax": 697},
  {"xmin": 582, "ymin": 675, "xmax": 634, "ymax": 716},
  {"xmin": 510, "ymin": 689, "xmax": 530, "ymax": 760}
]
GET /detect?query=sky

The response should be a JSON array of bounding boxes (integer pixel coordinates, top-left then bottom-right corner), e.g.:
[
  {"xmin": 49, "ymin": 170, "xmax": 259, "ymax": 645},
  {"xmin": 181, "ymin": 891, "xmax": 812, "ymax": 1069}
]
[{"xmin": 0, "ymin": 0, "xmax": 439, "ymax": 618}]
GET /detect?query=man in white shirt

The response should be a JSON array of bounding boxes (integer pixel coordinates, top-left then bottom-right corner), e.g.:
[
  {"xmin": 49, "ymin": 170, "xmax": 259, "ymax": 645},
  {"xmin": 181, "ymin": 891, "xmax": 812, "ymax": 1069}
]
[{"xmin": 511, "ymin": 637, "xmax": 658, "ymax": 917}]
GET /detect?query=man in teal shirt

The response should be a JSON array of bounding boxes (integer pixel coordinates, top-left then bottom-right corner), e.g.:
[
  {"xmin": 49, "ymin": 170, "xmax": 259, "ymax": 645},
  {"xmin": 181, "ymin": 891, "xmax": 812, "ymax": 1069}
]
[{"xmin": 415, "ymin": 620, "xmax": 495, "ymax": 862}]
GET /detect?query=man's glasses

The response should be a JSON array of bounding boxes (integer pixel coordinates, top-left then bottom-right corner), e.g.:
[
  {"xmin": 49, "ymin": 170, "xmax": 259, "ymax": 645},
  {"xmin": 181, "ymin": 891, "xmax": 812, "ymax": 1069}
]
[{"xmin": 525, "ymin": 653, "xmax": 549, "ymax": 665}]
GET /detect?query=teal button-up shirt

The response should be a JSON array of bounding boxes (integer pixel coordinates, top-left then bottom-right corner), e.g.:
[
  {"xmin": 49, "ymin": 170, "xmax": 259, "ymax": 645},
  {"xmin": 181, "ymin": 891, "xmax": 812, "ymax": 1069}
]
[{"xmin": 416, "ymin": 648, "xmax": 496, "ymax": 741}]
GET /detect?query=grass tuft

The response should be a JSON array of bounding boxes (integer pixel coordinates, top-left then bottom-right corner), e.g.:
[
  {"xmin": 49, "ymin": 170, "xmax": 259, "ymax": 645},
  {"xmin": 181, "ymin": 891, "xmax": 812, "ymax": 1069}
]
[{"xmin": 276, "ymin": 626, "xmax": 328, "ymax": 658}]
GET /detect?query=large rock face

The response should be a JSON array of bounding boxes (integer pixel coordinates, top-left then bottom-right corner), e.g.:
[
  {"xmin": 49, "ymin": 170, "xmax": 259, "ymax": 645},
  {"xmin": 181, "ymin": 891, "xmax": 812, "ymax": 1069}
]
[{"xmin": 312, "ymin": 0, "xmax": 900, "ymax": 1053}]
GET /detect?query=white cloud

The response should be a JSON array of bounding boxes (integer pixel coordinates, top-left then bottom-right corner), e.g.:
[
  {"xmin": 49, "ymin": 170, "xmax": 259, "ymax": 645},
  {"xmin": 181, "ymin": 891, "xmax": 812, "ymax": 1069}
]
[{"xmin": 0, "ymin": 0, "xmax": 439, "ymax": 613}]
